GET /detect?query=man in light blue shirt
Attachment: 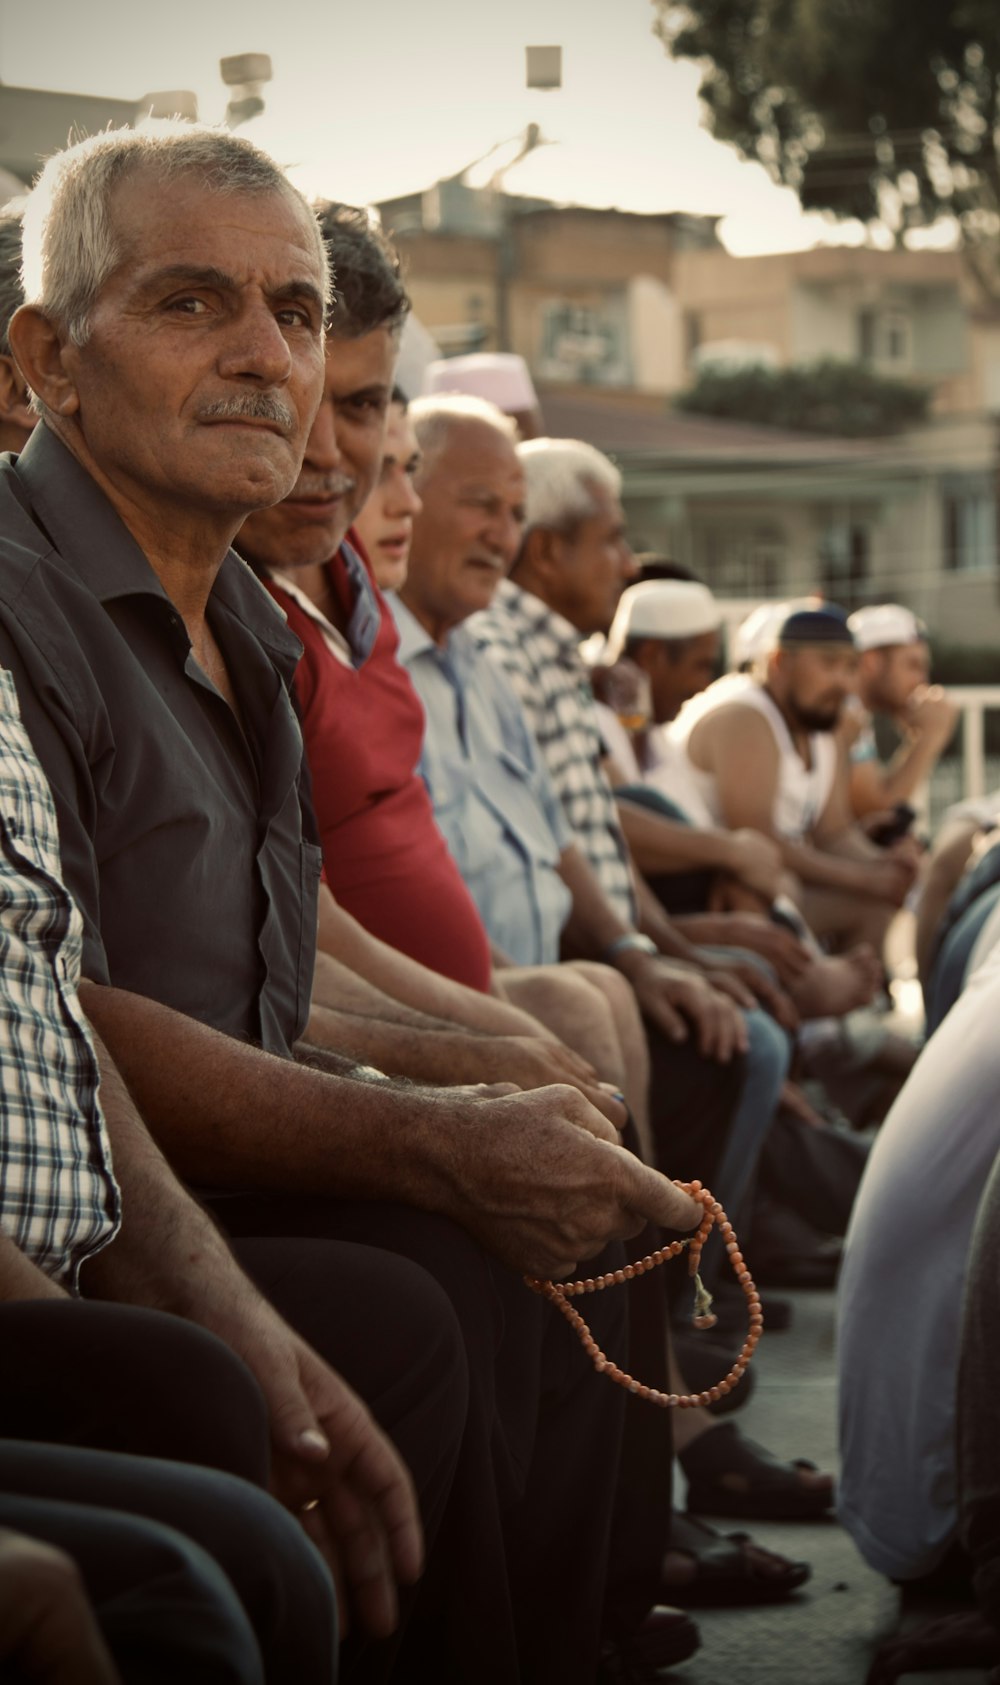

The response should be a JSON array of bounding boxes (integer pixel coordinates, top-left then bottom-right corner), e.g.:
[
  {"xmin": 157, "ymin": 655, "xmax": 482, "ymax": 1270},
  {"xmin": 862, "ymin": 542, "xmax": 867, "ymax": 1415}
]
[
  {"xmin": 391, "ymin": 397, "xmax": 797, "ymax": 1260},
  {"xmin": 393, "ymin": 594, "xmax": 573, "ymax": 968}
]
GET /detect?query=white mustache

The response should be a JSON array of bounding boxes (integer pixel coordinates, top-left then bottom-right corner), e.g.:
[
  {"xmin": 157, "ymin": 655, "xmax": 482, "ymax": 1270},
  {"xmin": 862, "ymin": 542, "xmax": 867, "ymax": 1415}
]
[{"xmin": 198, "ymin": 393, "xmax": 296, "ymax": 431}]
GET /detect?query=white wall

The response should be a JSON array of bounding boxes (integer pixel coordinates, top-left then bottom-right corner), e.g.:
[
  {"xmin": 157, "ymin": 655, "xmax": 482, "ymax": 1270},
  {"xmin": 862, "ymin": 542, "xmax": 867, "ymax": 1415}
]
[{"xmin": 626, "ymin": 275, "xmax": 685, "ymax": 394}]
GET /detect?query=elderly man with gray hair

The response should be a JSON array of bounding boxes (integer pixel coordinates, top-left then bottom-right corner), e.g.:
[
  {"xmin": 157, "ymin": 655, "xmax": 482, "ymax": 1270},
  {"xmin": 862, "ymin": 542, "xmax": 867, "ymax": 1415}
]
[{"xmin": 0, "ymin": 121, "xmax": 709, "ymax": 1682}]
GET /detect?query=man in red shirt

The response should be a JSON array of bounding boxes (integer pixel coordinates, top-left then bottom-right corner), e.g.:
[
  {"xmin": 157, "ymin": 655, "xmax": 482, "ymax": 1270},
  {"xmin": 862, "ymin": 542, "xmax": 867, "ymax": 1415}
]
[{"xmin": 237, "ymin": 202, "xmax": 655, "ymax": 1120}]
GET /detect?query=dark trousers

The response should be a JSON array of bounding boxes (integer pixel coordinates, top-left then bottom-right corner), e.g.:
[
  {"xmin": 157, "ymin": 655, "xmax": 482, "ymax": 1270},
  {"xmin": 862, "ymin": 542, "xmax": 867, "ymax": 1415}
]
[
  {"xmin": 646, "ymin": 1028, "xmax": 747, "ymax": 1197},
  {"xmin": 214, "ymin": 1197, "xmax": 630, "ymax": 1685},
  {"xmin": 0, "ymin": 1303, "xmax": 337, "ymax": 1684},
  {"xmin": 0, "ymin": 1265, "xmax": 468, "ymax": 1685}
]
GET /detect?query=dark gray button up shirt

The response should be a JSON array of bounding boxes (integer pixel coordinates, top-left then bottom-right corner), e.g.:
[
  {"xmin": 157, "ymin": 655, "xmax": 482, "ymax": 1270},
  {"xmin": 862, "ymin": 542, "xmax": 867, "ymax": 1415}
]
[{"xmin": 0, "ymin": 425, "xmax": 321, "ymax": 1057}]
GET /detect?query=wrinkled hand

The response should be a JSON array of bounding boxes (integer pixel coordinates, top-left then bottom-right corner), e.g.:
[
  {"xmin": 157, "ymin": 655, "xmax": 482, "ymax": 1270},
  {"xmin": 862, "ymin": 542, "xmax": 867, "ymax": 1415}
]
[
  {"xmin": 779, "ymin": 1080, "xmax": 826, "ymax": 1129},
  {"xmin": 836, "ymin": 706, "xmax": 867, "ymax": 752},
  {"xmin": 0, "ymin": 1529, "xmax": 121, "ymax": 1683},
  {"xmin": 863, "ymin": 854, "xmax": 916, "ymax": 907},
  {"xmin": 445, "ymin": 1085, "xmax": 703, "ymax": 1278},
  {"xmin": 477, "ymin": 1035, "xmax": 627, "ymax": 1127},
  {"xmin": 906, "ymin": 684, "xmax": 959, "ymax": 748},
  {"xmin": 629, "ymin": 957, "xmax": 749, "ymax": 1062},
  {"xmin": 888, "ymin": 834, "xmax": 923, "ymax": 873},
  {"xmin": 706, "ymin": 914, "xmax": 812, "ymax": 988},
  {"xmin": 447, "ymin": 1080, "xmax": 522, "ymax": 1101},
  {"xmin": 727, "ymin": 829, "xmax": 784, "ymax": 902},
  {"xmin": 198, "ymin": 1288, "xmax": 422, "ymax": 1642},
  {"xmin": 704, "ymin": 957, "xmax": 799, "ymax": 1034}
]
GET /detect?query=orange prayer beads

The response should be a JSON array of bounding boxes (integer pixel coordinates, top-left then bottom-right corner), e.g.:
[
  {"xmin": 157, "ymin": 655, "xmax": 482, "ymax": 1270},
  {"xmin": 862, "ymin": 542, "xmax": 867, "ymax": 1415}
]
[{"xmin": 524, "ymin": 1181, "xmax": 762, "ymax": 1407}]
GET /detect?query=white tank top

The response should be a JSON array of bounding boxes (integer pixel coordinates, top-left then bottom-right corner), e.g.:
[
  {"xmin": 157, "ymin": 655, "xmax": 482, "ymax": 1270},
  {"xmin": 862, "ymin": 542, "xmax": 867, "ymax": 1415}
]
[{"xmin": 667, "ymin": 675, "xmax": 837, "ymax": 840}]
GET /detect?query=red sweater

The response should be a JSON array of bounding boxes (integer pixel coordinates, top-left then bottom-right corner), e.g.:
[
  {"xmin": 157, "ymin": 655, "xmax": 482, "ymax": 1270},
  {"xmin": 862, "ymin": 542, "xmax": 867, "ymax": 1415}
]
[{"xmin": 266, "ymin": 545, "xmax": 493, "ymax": 992}]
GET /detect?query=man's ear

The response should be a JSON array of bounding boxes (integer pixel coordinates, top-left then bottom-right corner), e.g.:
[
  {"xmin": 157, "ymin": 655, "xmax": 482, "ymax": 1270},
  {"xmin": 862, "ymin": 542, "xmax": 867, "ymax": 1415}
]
[
  {"xmin": 6, "ymin": 304, "xmax": 80, "ymax": 418},
  {"xmin": 518, "ymin": 522, "xmax": 565, "ymax": 585},
  {"xmin": 630, "ymin": 637, "xmax": 658, "ymax": 676},
  {"xmin": 0, "ymin": 353, "xmax": 35, "ymax": 434}
]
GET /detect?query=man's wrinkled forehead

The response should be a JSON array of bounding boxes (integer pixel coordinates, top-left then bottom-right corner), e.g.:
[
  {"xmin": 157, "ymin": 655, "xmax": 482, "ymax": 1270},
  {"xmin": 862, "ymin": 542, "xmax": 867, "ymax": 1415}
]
[
  {"xmin": 104, "ymin": 168, "xmax": 328, "ymax": 304},
  {"xmin": 424, "ymin": 418, "xmax": 521, "ymax": 482}
]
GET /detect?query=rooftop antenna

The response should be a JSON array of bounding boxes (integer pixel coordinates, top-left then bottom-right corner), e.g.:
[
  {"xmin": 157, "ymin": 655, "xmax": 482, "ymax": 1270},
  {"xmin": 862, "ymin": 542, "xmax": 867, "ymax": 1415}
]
[{"xmin": 220, "ymin": 54, "xmax": 272, "ymax": 129}]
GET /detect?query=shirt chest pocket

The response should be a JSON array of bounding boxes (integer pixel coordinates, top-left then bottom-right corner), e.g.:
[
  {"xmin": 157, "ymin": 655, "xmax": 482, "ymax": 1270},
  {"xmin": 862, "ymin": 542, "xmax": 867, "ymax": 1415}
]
[{"xmin": 479, "ymin": 749, "xmax": 564, "ymax": 871}]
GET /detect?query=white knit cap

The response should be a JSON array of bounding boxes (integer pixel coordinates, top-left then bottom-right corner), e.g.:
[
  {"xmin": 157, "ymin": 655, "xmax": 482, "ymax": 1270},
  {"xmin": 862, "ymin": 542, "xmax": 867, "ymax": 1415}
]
[
  {"xmin": 605, "ymin": 581, "xmax": 721, "ymax": 662},
  {"xmin": 421, "ymin": 353, "xmax": 539, "ymax": 413},
  {"xmin": 848, "ymin": 603, "xmax": 927, "ymax": 651}
]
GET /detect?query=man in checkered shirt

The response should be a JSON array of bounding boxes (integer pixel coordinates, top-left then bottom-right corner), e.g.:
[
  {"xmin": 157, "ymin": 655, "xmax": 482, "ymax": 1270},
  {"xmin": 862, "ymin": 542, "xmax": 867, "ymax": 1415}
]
[
  {"xmin": 472, "ymin": 519, "xmax": 638, "ymax": 925},
  {"xmin": 0, "ymin": 665, "xmax": 121, "ymax": 1286},
  {"xmin": 471, "ymin": 434, "xmax": 793, "ymax": 1021}
]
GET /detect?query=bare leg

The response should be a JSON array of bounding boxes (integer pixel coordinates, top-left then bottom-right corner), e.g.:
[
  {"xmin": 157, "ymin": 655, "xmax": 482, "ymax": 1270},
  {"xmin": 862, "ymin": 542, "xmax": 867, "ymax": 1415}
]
[
  {"xmin": 495, "ymin": 962, "xmax": 652, "ymax": 1155},
  {"xmin": 790, "ymin": 947, "xmax": 882, "ymax": 1018},
  {"xmin": 800, "ymin": 833, "xmax": 898, "ymax": 958},
  {"xmin": 564, "ymin": 961, "xmax": 651, "ymax": 1157},
  {"xmin": 916, "ymin": 817, "xmax": 982, "ymax": 989}
]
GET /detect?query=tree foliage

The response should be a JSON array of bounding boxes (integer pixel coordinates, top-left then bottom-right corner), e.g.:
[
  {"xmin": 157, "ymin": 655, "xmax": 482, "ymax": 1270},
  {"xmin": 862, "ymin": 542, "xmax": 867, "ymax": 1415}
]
[
  {"xmin": 652, "ymin": 0, "xmax": 1000, "ymax": 293},
  {"xmin": 675, "ymin": 358, "xmax": 931, "ymax": 435}
]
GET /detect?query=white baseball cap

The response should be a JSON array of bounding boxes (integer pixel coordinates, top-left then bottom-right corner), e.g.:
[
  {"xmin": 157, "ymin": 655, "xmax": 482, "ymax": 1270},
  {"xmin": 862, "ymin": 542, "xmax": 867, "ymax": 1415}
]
[
  {"xmin": 848, "ymin": 603, "xmax": 927, "ymax": 651},
  {"xmin": 606, "ymin": 580, "xmax": 721, "ymax": 662},
  {"xmin": 732, "ymin": 597, "xmax": 824, "ymax": 668}
]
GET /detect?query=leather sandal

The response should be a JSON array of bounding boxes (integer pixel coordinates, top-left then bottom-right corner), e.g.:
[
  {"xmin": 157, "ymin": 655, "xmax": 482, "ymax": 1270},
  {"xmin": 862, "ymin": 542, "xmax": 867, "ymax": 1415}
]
[
  {"xmin": 680, "ymin": 1420, "xmax": 835, "ymax": 1520},
  {"xmin": 598, "ymin": 1607, "xmax": 701, "ymax": 1681},
  {"xmin": 663, "ymin": 1512, "xmax": 810, "ymax": 1608},
  {"xmin": 865, "ymin": 1611, "xmax": 999, "ymax": 1685}
]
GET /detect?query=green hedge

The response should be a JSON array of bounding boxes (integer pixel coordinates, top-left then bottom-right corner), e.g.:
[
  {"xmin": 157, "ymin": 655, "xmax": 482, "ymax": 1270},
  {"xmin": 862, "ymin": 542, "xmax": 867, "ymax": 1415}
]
[{"xmin": 676, "ymin": 359, "xmax": 931, "ymax": 437}]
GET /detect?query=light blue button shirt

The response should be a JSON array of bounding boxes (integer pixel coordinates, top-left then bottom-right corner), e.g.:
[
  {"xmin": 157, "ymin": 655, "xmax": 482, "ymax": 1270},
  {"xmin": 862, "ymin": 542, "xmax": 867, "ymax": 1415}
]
[{"xmin": 391, "ymin": 596, "xmax": 573, "ymax": 967}]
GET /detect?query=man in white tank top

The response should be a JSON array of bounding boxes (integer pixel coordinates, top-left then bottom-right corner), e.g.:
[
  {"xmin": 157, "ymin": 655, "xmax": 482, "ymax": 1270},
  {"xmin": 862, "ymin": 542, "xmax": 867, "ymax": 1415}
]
[{"xmin": 669, "ymin": 605, "xmax": 918, "ymax": 956}]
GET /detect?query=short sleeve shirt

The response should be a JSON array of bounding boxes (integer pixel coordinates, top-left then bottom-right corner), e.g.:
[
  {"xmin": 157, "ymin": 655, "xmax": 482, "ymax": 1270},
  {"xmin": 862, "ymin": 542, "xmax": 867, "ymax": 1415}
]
[
  {"xmin": 471, "ymin": 580, "xmax": 637, "ymax": 924},
  {"xmin": 392, "ymin": 596, "xmax": 573, "ymax": 968},
  {"xmin": 264, "ymin": 545, "xmax": 493, "ymax": 992},
  {"xmin": 0, "ymin": 425, "xmax": 321, "ymax": 1058},
  {"xmin": 0, "ymin": 667, "xmax": 120, "ymax": 1287}
]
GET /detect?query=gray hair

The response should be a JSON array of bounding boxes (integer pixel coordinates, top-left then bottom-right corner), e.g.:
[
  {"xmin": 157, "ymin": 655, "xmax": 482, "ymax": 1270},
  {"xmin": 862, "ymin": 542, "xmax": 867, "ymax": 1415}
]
[
  {"xmin": 0, "ymin": 206, "xmax": 25, "ymax": 356},
  {"xmin": 409, "ymin": 392, "xmax": 517, "ymax": 465},
  {"xmin": 517, "ymin": 437, "xmax": 621, "ymax": 534},
  {"xmin": 20, "ymin": 120, "xmax": 329, "ymax": 347}
]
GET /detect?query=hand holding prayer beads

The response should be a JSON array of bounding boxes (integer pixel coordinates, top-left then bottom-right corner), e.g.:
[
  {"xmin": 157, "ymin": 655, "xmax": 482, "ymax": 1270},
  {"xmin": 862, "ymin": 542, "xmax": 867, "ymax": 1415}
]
[{"xmin": 524, "ymin": 1181, "xmax": 762, "ymax": 1407}]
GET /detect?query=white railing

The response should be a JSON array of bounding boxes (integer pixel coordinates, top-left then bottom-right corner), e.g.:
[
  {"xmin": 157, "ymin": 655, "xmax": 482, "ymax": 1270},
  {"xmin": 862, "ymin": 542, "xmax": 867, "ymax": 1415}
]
[{"xmin": 949, "ymin": 687, "xmax": 1000, "ymax": 803}]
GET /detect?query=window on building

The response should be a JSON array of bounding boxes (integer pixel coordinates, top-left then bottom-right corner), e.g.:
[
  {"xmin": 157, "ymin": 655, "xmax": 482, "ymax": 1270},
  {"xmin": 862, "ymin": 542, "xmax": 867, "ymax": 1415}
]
[
  {"xmin": 942, "ymin": 474, "xmax": 998, "ymax": 573},
  {"xmin": 695, "ymin": 525, "xmax": 786, "ymax": 597},
  {"xmin": 537, "ymin": 300, "xmax": 628, "ymax": 385},
  {"xmin": 857, "ymin": 307, "xmax": 912, "ymax": 371},
  {"xmin": 685, "ymin": 311, "xmax": 702, "ymax": 367},
  {"xmin": 881, "ymin": 310, "xmax": 912, "ymax": 368},
  {"xmin": 858, "ymin": 310, "xmax": 875, "ymax": 364},
  {"xmin": 818, "ymin": 514, "xmax": 871, "ymax": 610}
]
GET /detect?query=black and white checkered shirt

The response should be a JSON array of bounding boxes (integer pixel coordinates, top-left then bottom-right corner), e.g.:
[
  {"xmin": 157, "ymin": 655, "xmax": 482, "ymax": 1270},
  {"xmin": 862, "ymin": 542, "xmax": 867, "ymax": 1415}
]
[
  {"xmin": 472, "ymin": 580, "xmax": 637, "ymax": 923},
  {"xmin": 0, "ymin": 669, "xmax": 120, "ymax": 1286}
]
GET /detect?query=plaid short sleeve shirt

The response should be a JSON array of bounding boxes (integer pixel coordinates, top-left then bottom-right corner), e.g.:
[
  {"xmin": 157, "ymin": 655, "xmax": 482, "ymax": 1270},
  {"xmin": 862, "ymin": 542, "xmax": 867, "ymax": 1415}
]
[
  {"xmin": 471, "ymin": 580, "xmax": 638, "ymax": 923},
  {"xmin": 0, "ymin": 668, "xmax": 120, "ymax": 1286}
]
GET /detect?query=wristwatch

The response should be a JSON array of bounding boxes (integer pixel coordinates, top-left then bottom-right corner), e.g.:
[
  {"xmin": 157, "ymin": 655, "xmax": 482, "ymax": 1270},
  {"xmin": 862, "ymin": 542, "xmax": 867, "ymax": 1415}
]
[{"xmin": 602, "ymin": 932, "xmax": 658, "ymax": 962}]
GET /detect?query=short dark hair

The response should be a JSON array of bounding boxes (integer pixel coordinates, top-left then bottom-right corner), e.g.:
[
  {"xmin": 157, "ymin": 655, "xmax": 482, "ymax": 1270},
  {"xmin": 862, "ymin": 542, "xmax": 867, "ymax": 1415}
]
[
  {"xmin": 623, "ymin": 632, "xmax": 702, "ymax": 664},
  {"xmin": 391, "ymin": 383, "xmax": 409, "ymax": 407},
  {"xmin": 0, "ymin": 209, "xmax": 24, "ymax": 356},
  {"xmin": 636, "ymin": 554, "xmax": 701, "ymax": 585},
  {"xmin": 313, "ymin": 201, "xmax": 410, "ymax": 341}
]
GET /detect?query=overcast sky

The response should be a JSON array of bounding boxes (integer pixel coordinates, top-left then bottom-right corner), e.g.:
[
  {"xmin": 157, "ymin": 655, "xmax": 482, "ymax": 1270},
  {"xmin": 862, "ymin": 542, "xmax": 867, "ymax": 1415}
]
[{"xmin": 0, "ymin": 0, "xmax": 929, "ymax": 254}]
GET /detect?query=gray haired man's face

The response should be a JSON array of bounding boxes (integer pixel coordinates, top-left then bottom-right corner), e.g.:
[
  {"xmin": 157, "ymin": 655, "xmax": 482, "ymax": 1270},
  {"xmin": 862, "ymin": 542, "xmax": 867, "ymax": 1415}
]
[{"xmin": 60, "ymin": 170, "xmax": 327, "ymax": 523}]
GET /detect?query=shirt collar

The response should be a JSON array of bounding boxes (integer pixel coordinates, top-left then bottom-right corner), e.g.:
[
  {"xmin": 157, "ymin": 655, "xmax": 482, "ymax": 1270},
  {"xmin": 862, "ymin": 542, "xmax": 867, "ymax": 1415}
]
[
  {"xmin": 389, "ymin": 595, "xmax": 479, "ymax": 683},
  {"xmin": 12, "ymin": 422, "xmax": 300, "ymax": 668},
  {"xmin": 497, "ymin": 578, "xmax": 584, "ymax": 662},
  {"xmin": 390, "ymin": 593, "xmax": 437, "ymax": 664}
]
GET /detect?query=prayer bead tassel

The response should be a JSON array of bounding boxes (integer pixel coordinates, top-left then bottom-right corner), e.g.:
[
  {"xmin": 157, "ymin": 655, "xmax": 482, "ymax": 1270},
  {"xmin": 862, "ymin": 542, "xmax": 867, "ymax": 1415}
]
[{"xmin": 524, "ymin": 1183, "xmax": 761, "ymax": 1407}]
